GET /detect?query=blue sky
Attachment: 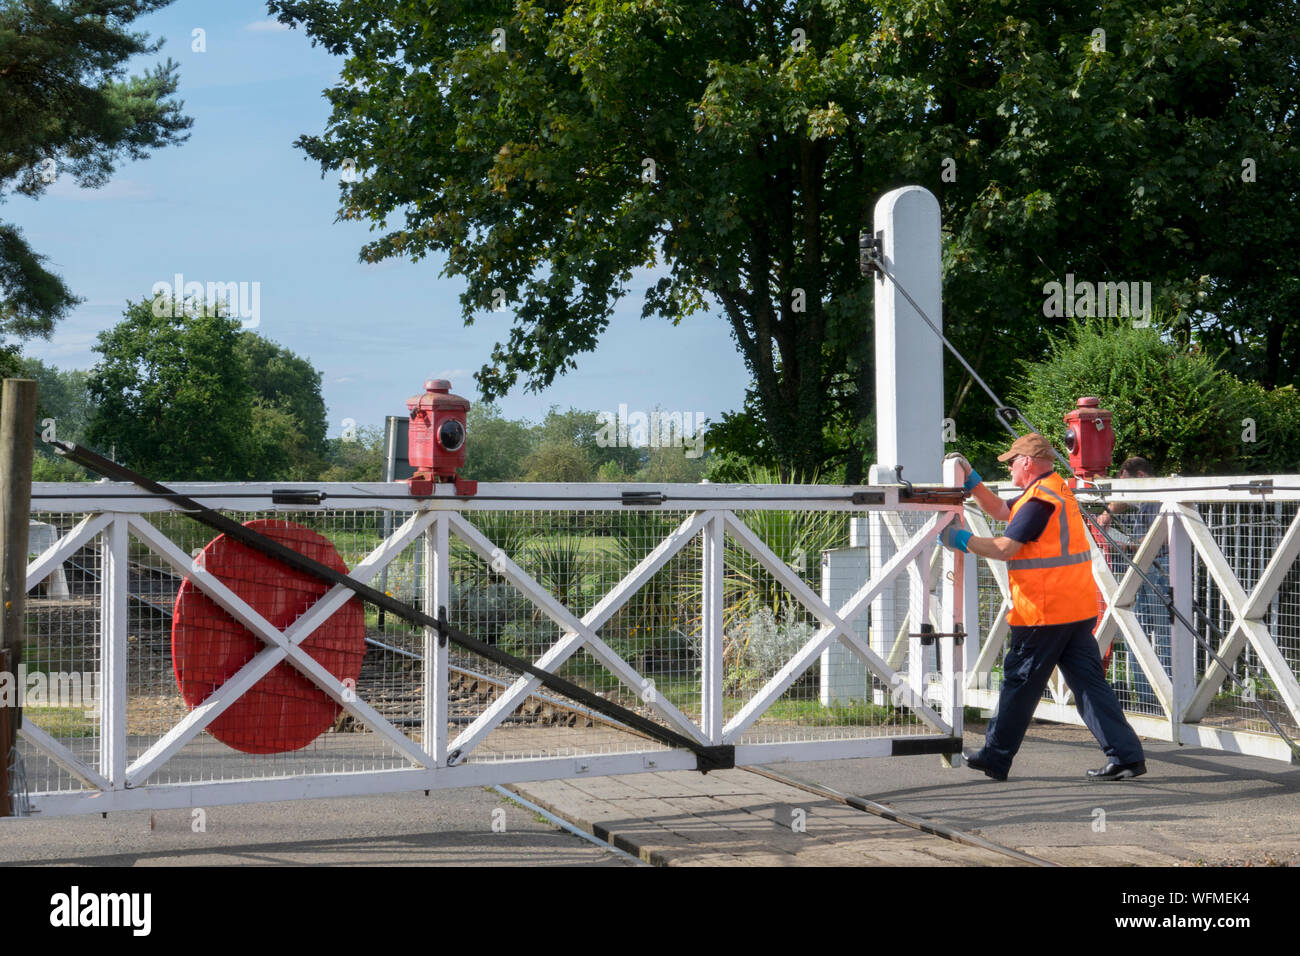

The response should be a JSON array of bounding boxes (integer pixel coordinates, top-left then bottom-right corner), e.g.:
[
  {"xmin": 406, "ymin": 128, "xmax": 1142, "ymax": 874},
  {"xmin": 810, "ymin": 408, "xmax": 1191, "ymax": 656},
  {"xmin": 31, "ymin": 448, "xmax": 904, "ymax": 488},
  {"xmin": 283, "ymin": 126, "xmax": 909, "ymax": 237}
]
[{"xmin": 11, "ymin": 0, "xmax": 750, "ymax": 437}]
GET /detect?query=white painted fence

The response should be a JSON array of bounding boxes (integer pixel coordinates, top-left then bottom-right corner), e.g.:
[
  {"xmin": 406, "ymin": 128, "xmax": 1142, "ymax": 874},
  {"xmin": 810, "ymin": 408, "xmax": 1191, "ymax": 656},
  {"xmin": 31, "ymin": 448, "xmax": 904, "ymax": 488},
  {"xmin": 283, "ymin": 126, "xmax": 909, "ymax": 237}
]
[
  {"xmin": 964, "ymin": 476, "xmax": 1300, "ymax": 764},
  {"xmin": 11, "ymin": 479, "xmax": 967, "ymax": 818}
]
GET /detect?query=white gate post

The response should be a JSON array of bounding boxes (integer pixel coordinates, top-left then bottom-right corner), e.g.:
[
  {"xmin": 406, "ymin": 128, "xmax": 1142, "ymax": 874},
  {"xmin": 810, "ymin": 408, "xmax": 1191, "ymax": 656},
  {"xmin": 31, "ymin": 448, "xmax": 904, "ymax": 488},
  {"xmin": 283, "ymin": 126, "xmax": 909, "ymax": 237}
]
[
  {"xmin": 425, "ymin": 512, "xmax": 450, "ymax": 764},
  {"xmin": 99, "ymin": 516, "xmax": 128, "ymax": 787},
  {"xmin": 1166, "ymin": 509, "xmax": 1196, "ymax": 738},
  {"xmin": 701, "ymin": 512, "xmax": 724, "ymax": 743},
  {"xmin": 941, "ymin": 457, "xmax": 966, "ymax": 763},
  {"xmin": 866, "ymin": 186, "xmax": 944, "ymax": 703}
]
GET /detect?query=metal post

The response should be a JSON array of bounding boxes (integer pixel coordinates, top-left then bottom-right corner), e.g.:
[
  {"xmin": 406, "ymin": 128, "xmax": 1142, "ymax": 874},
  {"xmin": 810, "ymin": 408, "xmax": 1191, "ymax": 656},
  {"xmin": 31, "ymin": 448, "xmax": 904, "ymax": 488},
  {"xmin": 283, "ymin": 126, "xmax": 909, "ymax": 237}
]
[
  {"xmin": 1, "ymin": 379, "xmax": 36, "ymax": 815},
  {"xmin": 378, "ymin": 416, "xmax": 401, "ymax": 629},
  {"xmin": 961, "ymin": 505, "xmax": 980, "ymax": 676}
]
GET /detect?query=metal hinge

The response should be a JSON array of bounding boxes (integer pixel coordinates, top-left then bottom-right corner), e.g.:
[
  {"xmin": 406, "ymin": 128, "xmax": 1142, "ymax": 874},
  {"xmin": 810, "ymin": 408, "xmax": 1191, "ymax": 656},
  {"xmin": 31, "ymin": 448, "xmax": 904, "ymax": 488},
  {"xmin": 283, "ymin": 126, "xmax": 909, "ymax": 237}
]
[{"xmin": 859, "ymin": 230, "xmax": 883, "ymax": 277}]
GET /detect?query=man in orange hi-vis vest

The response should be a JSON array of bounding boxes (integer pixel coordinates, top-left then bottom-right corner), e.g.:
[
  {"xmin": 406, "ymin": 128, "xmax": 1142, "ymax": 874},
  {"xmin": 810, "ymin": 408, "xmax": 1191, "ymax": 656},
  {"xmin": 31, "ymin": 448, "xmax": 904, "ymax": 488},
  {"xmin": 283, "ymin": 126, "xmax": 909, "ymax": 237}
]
[{"xmin": 940, "ymin": 433, "xmax": 1146, "ymax": 782}]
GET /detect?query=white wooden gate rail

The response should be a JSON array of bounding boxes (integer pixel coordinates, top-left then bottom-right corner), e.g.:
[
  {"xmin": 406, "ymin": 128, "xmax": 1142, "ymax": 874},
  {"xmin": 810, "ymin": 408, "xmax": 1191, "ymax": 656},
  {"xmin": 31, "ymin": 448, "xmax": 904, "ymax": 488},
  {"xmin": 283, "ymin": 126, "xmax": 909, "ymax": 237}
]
[
  {"xmin": 13, "ymin": 480, "xmax": 967, "ymax": 818},
  {"xmin": 963, "ymin": 476, "xmax": 1300, "ymax": 764}
]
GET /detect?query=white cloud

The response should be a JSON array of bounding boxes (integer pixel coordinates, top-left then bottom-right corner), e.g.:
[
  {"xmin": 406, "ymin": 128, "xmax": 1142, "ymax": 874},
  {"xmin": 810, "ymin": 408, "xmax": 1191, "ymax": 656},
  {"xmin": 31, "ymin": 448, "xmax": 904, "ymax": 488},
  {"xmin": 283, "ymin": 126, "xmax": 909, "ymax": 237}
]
[{"xmin": 245, "ymin": 19, "xmax": 291, "ymax": 33}]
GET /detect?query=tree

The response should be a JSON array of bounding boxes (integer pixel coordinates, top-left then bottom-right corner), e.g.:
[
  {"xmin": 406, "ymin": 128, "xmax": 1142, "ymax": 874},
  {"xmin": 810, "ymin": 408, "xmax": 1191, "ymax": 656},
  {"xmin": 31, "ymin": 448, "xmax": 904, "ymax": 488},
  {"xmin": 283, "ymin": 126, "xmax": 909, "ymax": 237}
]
[
  {"xmin": 538, "ymin": 406, "xmax": 641, "ymax": 475},
  {"xmin": 637, "ymin": 444, "xmax": 708, "ymax": 483},
  {"xmin": 20, "ymin": 356, "xmax": 92, "ymax": 479},
  {"xmin": 463, "ymin": 402, "xmax": 536, "ymax": 482},
  {"xmin": 521, "ymin": 442, "xmax": 594, "ymax": 483},
  {"xmin": 20, "ymin": 356, "xmax": 91, "ymax": 443},
  {"xmin": 319, "ymin": 425, "xmax": 384, "ymax": 482},
  {"xmin": 1013, "ymin": 320, "xmax": 1300, "ymax": 476},
  {"xmin": 248, "ymin": 400, "xmax": 321, "ymax": 481},
  {"xmin": 87, "ymin": 298, "xmax": 253, "ymax": 479},
  {"xmin": 0, "ymin": 1, "xmax": 191, "ymax": 345},
  {"xmin": 86, "ymin": 297, "xmax": 331, "ymax": 480},
  {"xmin": 269, "ymin": 0, "xmax": 1299, "ymax": 480},
  {"xmin": 236, "ymin": 332, "xmax": 328, "ymax": 475}
]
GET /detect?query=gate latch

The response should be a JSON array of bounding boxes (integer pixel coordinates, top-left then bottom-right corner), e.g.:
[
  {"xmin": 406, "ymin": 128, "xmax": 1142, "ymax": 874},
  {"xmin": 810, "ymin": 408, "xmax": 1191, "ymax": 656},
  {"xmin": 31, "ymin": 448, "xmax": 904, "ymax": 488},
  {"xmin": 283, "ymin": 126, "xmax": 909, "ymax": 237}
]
[{"xmin": 911, "ymin": 623, "xmax": 966, "ymax": 646}]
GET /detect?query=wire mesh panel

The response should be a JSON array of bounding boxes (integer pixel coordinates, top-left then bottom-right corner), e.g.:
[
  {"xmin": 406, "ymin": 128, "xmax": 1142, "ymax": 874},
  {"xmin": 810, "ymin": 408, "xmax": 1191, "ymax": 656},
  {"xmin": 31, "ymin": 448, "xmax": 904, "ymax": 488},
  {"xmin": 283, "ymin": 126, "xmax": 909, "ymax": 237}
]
[
  {"xmin": 20, "ymin": 511, "xmax": 105, "ymax": 796},
  {"xmin": 1193, "ymin": 501, "xmax": 1300, "ymax": 738},
  {"xmin": 1091, "ymin": 504, "xmax": 1170, "ymax": 717},
  {"xmin": 976, "ymin": 493, "xmax": 1182, "ymax": 712},
  {"xmin": 728, "ymin": 507, "xmax": 848, "ymax": 744},
  {"xmin": 94, "ymin": 510, "xmax": 417, "ymax": 790},
  {"xmin": 447, "ymin": 508, "xmax": 686, "ymax": 763},
  {"xmin": 726, "ymin": 507, "xmax": 961, "ymax": 745}
]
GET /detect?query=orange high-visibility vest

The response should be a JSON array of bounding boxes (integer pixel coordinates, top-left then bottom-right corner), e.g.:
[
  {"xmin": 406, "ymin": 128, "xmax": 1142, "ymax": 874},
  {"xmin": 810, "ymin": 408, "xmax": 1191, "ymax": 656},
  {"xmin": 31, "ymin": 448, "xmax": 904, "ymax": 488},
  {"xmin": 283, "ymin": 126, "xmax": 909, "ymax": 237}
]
[{"xmin": 1006, "ymin": 471, "xmax": 1098, "ymax": 627}]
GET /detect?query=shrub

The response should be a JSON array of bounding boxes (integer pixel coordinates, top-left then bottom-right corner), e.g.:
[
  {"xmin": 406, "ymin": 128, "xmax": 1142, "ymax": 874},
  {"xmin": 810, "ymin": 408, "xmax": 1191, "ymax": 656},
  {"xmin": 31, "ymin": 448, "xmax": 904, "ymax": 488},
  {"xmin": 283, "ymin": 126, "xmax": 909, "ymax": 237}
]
[{"xmin": 1009, "ymin": 319, "xmax": 1298, "ymax": 475}]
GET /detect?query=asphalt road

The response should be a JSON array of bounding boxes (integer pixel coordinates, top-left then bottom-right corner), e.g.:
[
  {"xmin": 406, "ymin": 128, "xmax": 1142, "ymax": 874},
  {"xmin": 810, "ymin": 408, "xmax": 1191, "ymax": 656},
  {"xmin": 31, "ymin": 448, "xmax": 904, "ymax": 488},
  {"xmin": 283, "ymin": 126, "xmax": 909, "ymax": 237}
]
[{"xmin": 766, "ymin": 723, "xmax": 1300, "ymax": 866}]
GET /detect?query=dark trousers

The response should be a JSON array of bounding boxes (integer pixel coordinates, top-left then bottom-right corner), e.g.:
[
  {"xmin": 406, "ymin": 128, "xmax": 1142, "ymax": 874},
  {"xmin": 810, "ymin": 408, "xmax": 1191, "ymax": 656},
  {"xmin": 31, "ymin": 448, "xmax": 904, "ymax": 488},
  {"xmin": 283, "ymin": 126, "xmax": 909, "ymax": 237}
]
[{"xmin": 976, "ymin": 617, "xmax": 1145, "ymax": 775}]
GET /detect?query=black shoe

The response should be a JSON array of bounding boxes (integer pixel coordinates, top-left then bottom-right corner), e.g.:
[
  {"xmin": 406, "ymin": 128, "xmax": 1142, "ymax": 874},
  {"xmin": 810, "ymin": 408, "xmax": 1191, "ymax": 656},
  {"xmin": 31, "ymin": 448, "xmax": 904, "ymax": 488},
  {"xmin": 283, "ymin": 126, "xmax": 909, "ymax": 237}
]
[
  {"xmin": 963, "ymin": 751, "xmax": 1008, "ymax": 781},
  {"xmin": 1086, "ymin": 760, "xmax": 1147, "ymax": 780}
]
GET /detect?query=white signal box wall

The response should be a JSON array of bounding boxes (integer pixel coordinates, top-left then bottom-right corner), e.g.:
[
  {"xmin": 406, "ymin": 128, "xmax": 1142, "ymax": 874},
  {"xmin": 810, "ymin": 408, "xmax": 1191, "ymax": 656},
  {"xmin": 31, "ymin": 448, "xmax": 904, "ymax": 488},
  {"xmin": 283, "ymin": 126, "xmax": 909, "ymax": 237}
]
[{"xmin": 819, "ymin": 546, "xmax": 873, "ymax": 705}]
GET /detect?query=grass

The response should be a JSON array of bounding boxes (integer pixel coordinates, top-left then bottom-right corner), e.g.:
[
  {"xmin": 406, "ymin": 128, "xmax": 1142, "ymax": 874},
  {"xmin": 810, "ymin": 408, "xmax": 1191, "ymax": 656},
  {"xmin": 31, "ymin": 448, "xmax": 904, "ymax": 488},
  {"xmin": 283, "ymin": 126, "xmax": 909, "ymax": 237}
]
[
  {"xmin": 22, "ymin": 706, "xmax": 98, "ymax": 738},
  {"xmin": 757, "ymin": 697, "xmax": 900, "ymax": 725}
]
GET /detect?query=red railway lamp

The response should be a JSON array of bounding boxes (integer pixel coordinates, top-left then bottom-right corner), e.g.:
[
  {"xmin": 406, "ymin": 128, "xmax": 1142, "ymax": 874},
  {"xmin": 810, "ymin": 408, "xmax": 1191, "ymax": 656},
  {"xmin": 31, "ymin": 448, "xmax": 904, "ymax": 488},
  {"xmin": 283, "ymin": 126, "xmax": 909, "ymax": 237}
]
[
  {"xmin": 1063, "ymin": 396, "xmax": 1115, "ymax": 480},
  {"xmin": 405, "ymin": 378, "xmax": 477, "ymax": 496}
]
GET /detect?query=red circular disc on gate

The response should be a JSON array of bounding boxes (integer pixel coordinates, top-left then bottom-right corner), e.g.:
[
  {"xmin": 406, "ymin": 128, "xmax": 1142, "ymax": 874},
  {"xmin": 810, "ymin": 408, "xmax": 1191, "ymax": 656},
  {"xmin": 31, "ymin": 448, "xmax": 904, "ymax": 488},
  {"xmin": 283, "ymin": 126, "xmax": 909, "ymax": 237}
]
[{"xmin": 171, "ymin": 519, "xmax": 366, "ymax": 754}]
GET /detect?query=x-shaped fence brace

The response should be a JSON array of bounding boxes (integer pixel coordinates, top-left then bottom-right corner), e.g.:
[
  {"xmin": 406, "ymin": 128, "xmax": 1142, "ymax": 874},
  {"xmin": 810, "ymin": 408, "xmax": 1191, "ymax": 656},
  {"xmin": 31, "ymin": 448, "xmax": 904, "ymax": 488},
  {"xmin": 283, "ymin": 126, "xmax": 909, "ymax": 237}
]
[
  {"xmin": 964, "ymin": 501, "xmax": 1300, "ymax": 731},
  {"xmin": 20, "ymin": 502, "xmax": 963, "ymax": 790}
]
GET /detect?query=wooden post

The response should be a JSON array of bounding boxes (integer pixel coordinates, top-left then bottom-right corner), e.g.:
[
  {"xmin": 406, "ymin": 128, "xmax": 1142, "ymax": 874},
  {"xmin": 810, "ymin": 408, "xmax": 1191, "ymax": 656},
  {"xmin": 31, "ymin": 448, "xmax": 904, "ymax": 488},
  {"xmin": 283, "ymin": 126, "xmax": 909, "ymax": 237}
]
[
  {"xmin": 1, "ymin": 378, "xmax": 36, "ymax": 816},
  {"xmin": 0, "ymin": 647, "xmax": 10, "ymax": 816}
]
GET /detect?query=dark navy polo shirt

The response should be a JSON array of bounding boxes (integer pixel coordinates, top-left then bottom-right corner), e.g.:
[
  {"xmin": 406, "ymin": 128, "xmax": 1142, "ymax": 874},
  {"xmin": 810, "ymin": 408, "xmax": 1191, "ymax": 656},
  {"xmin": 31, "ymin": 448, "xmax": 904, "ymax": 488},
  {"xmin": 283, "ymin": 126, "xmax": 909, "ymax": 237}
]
[{"xmin": 1003, "ymin": 471, "xmax": 1057, "ymax": 544}]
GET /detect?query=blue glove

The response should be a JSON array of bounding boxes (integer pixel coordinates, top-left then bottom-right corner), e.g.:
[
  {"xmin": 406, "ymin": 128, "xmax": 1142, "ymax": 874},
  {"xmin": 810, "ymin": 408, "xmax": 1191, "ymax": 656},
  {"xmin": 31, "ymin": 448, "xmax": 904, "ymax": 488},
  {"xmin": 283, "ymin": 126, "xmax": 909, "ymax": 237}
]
[
  {"xmin": 962, "ymin": 469, "xmax": 982, "ymax": 493},
  {"xmin": 940, "ymin": 526, "xmax": 972, "ymax": 552}
]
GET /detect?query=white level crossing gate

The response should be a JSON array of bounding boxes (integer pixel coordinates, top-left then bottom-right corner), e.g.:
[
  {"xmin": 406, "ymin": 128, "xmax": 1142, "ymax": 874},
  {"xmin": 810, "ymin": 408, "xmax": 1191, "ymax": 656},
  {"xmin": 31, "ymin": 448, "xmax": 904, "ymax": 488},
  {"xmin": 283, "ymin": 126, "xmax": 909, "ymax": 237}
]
[{"xmin": 12, "ymin": 480, "xmax": 966, "ymax": 818}]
